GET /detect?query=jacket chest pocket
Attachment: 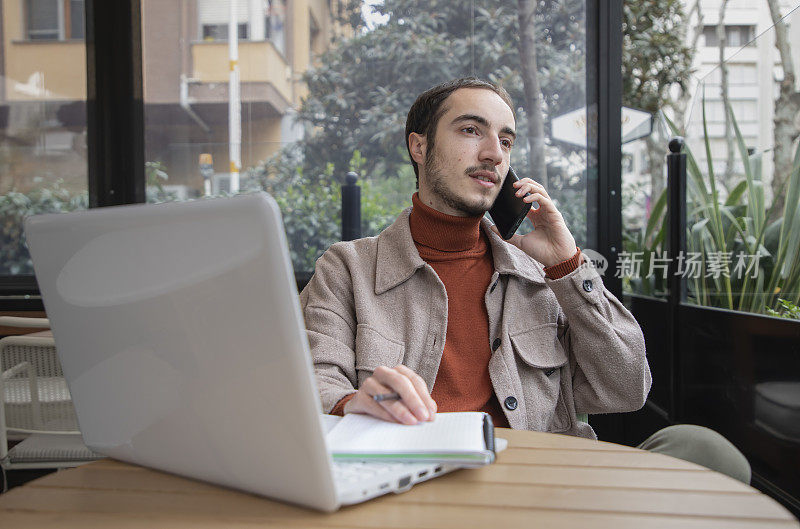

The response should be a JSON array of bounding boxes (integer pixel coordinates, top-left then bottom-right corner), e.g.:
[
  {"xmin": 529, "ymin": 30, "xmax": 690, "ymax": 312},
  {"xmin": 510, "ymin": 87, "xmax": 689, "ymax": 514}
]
[
  {"xmin": 354, "ymin": 324, "xmax": 406, "ymax": 387},
  {"xmin": 510, "ymin": 323, "xmax": 571, "ymax": 433}
]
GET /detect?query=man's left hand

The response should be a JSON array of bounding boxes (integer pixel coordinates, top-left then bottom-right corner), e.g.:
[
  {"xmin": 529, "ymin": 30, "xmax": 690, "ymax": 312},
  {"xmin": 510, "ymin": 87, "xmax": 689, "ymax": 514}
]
[{"xmin": 491, "ymin": 178, "xmax": 577, "ymax": 268}]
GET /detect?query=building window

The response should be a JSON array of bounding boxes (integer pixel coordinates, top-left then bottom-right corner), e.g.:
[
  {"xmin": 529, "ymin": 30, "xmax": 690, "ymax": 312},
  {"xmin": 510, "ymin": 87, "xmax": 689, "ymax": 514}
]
[
  {"xmin": 201, "ymin": 23, "xmax": 249, "ymax": 41},
  {"xmin": 703, "ymin": 25, "xmax": 755, "ymax": 48},
  {"xmin": 704, "ymin": 63, "xmax": 757, "ymax": 86},
  {"xmin": 196, "ymin": 0, "xmax": 285, "ymax": 50},
  {"xmin": 704, "ymin": 100, "xmax": 759, "ymax": 123},
  {"xmin": 70, "ymin": 0, "xmax": 85, "ymax": 38},
  {"xmin": 25, "ymin": 0, "xmax": 84, "ymax": 40},
  {"xmin": 265, "ymin": 0, "xmax": 286, "ymax": 54},
  {"xmin": 309, "ymin": 11, "xmax": 320, "ymax": 63},
  {"xmin": 198, "ymin": 0, "xmax": 256, "ymax": 42}
]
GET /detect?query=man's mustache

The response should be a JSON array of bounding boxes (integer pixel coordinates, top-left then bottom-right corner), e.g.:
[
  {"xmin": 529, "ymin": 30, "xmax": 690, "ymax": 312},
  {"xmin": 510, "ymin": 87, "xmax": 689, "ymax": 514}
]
[{"xmin": 464, "ymin": 165, "xmax": 500, "ymax": 178}]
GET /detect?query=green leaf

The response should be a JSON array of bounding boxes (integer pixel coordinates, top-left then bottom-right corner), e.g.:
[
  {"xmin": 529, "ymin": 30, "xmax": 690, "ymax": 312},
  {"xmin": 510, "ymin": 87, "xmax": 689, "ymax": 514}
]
[{"xmin": 724, "ymin": 180, "xmax": 748, "ymax": 206}]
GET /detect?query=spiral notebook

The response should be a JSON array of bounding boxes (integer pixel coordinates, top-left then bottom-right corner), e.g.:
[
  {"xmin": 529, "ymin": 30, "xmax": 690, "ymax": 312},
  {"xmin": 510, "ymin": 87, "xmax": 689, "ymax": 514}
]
[{"xmin": 327, "ymin": 411, "xmax": 496, "ymax": 465}]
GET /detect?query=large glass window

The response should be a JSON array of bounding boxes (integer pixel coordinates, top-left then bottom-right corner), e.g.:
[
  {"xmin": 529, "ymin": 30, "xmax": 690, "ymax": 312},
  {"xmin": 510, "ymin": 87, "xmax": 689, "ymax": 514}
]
[
  {"xmin": 673, "ymin": 3, "xmax": 800, "ymax": 505},
  {"xmin": 620, "ymin": 0, "xmax": 693, "ymax": 299},
  {"xmin": 1, "ymin": 0, "xmax": 88, "ymax": 277},
  {"xmin": 681, "ymin": 4, "xmax": 800, "ymax": 317},
  {"xmin": 621, "ymin": 0, "xmax": 800, "ymax": 319},
  {"xmin": 141, "ymin": 0, "xmax": 595, "ymax": 273}
]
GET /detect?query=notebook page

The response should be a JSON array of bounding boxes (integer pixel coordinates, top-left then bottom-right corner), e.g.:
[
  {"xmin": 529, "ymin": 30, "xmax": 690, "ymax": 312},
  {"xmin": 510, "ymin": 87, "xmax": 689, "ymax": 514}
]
[
  {"xmin": 320, "ymin": 414, "xmax": 342, "ymax": 434},
  {"xmin": 326, "ymin": 412, "xmax": 485, "ymax": 453}
]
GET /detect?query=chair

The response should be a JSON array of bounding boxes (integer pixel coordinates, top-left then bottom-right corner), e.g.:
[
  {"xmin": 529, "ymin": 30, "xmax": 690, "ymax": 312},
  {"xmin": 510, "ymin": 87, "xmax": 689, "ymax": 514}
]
[{"xmin": 0, "ymin": 316, "xmax": 101, "ymax": 482}]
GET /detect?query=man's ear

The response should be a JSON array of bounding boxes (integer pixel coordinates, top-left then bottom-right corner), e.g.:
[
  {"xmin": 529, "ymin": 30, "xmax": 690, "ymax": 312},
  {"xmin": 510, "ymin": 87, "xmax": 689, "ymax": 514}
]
[{"xmin": 408, "ymin": 132, "xmax": 427, "ymax": 166}]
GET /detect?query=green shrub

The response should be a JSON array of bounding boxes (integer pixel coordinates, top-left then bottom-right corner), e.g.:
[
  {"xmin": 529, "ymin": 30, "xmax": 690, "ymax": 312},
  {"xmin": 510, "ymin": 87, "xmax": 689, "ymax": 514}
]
[
  {"xmin": 0, "ymin": 182, "xmax": 88, "ymax": 275},
  {"xmin": 247, "ymin": 149, "xmax": 415, "ymax": 272},
  {"xmin": 767, "ymin": 298, "xmax": 800, "ymax": 320}
]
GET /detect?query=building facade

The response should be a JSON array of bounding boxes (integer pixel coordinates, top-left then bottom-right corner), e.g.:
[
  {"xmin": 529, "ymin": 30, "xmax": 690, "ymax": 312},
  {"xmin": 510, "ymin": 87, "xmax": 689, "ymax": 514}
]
[
  {"xmin": 683, "ymin": 0, "xmax": 799, "ymax": 201},
  {"xmin": 622, "ymin": 0, "xmax": 799, "ymax": 232},
  {"xmin": 0, "ymin": 0, "xmax": 345, "ymax": 197}
]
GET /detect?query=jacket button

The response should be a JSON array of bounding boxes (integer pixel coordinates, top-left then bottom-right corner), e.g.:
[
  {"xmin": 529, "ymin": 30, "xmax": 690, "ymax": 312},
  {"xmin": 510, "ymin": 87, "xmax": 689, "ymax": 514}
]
[
  {"xmin": 490, "ymin": 279, "xmax": 498, "ymax": 293},
  {"xmin": 492, "ymin": 338, "xmax": 501, "ymax": 351},
  {"xmin": 504, "ymin": 396, "xmax": 518, "ymax": 411},
  {"xmin": 582, "ymin": 279, "xmax": 593, "ymax": 292}
]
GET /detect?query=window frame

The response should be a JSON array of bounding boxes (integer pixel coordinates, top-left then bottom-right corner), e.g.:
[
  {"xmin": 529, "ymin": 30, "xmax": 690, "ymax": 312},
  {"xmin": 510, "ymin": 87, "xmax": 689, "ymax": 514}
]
[
  {"xmin": 1, "ymin": 0, "xmax": 623, "ymax": 311},
  {"xmin": 200, "ymin": 22, "xmax": 249, "ymax": 41},
  {"xmin": 25, "ymin": 0, "xmax": 85, "ymax": 41}
]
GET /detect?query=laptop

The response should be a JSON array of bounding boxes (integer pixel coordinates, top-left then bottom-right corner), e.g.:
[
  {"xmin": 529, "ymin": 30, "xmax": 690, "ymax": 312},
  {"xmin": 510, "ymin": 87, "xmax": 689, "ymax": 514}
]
[{"xmin": 24, "ymin": 192, "xmax": 461, "ymax": 512}]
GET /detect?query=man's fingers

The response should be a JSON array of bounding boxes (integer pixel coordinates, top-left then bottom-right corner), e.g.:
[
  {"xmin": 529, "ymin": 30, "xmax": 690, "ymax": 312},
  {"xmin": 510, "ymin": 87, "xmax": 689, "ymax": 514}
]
[
  {"xmin": 513, "ymin": 178, "xmax": 550, "ymax": 199},
  {"xmin": 394, "ymin": 364, "xmax": 437, "ymax": 419},
  {"xmin": 358, "ymin": 377, "xmax": 419, "ymax": 424},
  {"xmin": 350, "ymin": 393, "xmax": 397, "ymax": 423},
  {"xmin": 381, "ymin": 399, "xmax": 426, "ymax": 425},
  {"xmin": 345, "ymin": 365, "xmax": 438, "ymax": 425},
  {"xmin": 524, "ymin": 193, "xmax": 555, "ymax": 216},
  {"xmin": 372, "ymin": 366, "xmax": 431, "ymax": 422},
  {"xmin": 343, "ymin": 385, "xmax": 398, "ymax": 422}
]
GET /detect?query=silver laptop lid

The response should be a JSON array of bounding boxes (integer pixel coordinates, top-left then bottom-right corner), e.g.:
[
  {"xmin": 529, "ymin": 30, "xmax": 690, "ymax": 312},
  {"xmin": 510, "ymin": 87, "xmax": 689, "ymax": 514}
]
[{"xmin": 25, "ymin": 192, "xmax": 339, "ymax": 511}]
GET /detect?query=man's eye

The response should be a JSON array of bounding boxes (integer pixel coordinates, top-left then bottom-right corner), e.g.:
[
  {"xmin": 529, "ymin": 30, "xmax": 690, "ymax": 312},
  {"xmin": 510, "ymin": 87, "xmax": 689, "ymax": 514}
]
[
  {"xmin": 462, "ymin": 126, "xmax": 477, "ymax": 134},
  {"xmin": 501, "ymin": 139, "xmax": 513, "ymax": 148}
]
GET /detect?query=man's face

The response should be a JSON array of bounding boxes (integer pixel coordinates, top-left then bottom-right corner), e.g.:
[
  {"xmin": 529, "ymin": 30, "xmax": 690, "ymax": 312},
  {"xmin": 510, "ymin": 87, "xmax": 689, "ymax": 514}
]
[{"xmin": 415, "ymin": 88, "xmax": 516, "ymax": 217}]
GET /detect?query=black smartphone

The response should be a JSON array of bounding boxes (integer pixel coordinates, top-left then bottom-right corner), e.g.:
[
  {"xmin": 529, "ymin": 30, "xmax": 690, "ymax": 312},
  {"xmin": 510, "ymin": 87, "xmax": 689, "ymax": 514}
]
[{"xmin": 488, "ymin": 167, "xmax": 537, "ymax": 240}]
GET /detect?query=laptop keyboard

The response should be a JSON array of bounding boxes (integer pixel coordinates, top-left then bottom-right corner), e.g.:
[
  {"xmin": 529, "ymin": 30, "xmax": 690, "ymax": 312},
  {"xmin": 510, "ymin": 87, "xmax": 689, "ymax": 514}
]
[{"xmin": 333, "ymin": 460, "xmax": 417, "ymax": 485}]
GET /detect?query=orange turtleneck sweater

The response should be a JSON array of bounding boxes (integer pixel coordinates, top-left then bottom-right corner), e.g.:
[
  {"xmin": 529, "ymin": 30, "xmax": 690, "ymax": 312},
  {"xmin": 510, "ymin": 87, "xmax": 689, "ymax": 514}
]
[
  {"xmin": 331, "ymin": 193, "xmax": 581, "ymax": 426},
  {"xmin": 407, "ymin": 193, "xmax": 509, "ymax": 427}
]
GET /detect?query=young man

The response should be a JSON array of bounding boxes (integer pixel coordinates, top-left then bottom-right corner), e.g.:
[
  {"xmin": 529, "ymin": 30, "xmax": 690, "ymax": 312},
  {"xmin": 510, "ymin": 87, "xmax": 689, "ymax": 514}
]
[
  {"xmin": 301, "ymin": 77, "xmax": 648, "ymax": 437},
  {"xmin": 300, "ymin": 78, "xmax": 749, "ymax": 482}
]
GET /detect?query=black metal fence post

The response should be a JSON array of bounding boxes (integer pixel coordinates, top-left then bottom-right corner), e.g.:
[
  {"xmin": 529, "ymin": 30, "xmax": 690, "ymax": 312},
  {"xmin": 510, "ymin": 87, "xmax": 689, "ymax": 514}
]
[
  {"xmin": 341, "ymin": 172, "xmax": 361, "ymax": 241},
  {"xmin": 666, "ymin": 137, "xmax": 687, "ymax": 422},
  {"xmin": 85, "ymin": 0, "xmax": 145, "ymax": 207}
]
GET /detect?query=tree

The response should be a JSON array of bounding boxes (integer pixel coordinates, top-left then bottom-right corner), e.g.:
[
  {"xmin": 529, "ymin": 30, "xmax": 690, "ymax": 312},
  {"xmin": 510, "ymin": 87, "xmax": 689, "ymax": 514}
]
[
  {"xmin": 766, "ymin": 0, "xmax": 800, "ymax": 218},
  {"xmin": 517, "ymin": 0, "xmax": 547, "ymax": 187},
  {"xmin": 621, "ymin": 0, "xmax": 692, "ymax": 114},
  {"xmin": 258, "ymin": 0, "xmax": 691, "ymax": 254},
  {"xmin": 717, "ymin": 0, "xmax": 736, "ymax": 186},
  {"xmin": 671, "ymin": 0, "xmax": 703, "ymax": 132},
  {"xmin": 621, "ymin": 0, "xmax": 694, "ymax": 200},
  {"xmin": 331, "ymin": 0, "xmax": 367, "ymax": 35},
  {"xmin": 296, "ymin": 0, "xmax": 586, "ymax": 184}
]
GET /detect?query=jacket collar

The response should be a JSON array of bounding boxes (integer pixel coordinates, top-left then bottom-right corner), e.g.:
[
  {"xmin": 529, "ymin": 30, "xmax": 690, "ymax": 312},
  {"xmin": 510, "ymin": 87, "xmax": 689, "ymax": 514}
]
[
  {"xmin": 482, "ymin": 217, "xmax": 547, "ymax": 285},
  {"xmin": 375, "ymin": 208, "xmax": 546, "ymax": 295}
]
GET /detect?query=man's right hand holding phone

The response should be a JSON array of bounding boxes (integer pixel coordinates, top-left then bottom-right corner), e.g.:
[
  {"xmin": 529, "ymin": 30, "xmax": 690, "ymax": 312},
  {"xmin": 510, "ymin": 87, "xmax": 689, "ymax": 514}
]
[{"xmin": 343, "ymin": 365, "xmax": 437, "ymax": 425}]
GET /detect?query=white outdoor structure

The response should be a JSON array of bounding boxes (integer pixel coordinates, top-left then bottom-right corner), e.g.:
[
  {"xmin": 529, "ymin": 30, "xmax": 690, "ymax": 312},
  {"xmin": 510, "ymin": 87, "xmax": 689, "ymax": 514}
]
[
  {"xmin": 0, "ymin": 317, "xmax": 101, "ymax": 475},
  {"xmin": 681, "ymin": 0, "xmax": 800, "ymax": 196},
  {"xmin": 228, "ymin": 0, "xmax": 242, "ymax": 194}
]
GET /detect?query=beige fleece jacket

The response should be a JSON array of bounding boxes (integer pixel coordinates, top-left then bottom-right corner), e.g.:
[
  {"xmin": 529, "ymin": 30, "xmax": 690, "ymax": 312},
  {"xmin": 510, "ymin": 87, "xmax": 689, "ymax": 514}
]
[{"xmin": 300, "ymin": 209, "xmax": 651, "ymax": 439}]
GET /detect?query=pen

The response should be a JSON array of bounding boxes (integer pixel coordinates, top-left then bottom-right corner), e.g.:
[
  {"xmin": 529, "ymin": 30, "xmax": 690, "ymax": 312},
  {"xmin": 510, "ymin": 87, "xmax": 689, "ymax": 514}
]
[{"xmin": 373, "ymin": 392, "xmax": 401, "ymax": 402}]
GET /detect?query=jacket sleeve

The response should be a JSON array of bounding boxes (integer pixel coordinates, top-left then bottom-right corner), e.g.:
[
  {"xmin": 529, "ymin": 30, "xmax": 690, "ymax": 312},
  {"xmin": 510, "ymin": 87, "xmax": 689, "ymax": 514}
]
[
  {"xmin": 545, "ymin": 262, "xmax": 651, "ymax": 415},
  {"xmin": 299, "ymin": 244, "xmax": 359, "ymax": 413}
]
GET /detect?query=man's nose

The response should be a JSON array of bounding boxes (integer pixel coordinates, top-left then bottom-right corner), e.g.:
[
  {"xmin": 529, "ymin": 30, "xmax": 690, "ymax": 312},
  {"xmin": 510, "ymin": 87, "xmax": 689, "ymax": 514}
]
[{"xmin": 479, "ymin": 136, "xmax": 504, "ymax": 166}]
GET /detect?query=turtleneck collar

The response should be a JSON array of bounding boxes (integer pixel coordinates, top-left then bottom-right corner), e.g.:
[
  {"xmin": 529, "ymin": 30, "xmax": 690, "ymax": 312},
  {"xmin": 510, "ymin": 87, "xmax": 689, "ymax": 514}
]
[{"xmin": 409, "ymin": 192, "xmax": 483, "ymax": 252}]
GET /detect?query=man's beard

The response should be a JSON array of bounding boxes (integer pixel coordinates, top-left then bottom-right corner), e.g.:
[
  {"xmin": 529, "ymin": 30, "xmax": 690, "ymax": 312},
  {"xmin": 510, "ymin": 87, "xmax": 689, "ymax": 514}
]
[{"xmin": 424, "ymin": 148, "xmax": 497, "ymax": 217}]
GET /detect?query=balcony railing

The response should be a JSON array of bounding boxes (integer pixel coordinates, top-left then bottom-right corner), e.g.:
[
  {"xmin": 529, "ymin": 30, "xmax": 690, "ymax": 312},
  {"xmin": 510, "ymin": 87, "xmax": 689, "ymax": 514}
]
[{"xmin": 190, "ymin": 40, "xmax": 292, "ymax": 104}]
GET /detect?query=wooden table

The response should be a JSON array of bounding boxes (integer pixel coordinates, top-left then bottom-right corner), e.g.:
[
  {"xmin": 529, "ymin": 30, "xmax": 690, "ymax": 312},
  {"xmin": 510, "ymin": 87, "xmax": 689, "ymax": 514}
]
[{"xmin": 0, "ymin": 428, "xmax": 797, "ymax": 528}]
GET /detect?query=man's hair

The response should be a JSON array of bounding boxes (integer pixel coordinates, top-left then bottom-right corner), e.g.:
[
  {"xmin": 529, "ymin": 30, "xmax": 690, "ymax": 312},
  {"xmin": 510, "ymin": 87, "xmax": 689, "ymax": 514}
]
[{"xmin": 405, "ymin": 77, "xmax": 515, "ymax": 187}]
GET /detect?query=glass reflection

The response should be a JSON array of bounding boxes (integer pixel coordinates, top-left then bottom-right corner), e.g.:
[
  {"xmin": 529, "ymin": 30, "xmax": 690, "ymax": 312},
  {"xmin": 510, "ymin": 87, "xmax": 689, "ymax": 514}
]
[
  {"xmin": 141, "ymin": 0, "xmax": 591, "ymax": 272},
  {"xmin": 0, "ymin": 0, "xmax": 88, "ymax": 276},
  {"xmin": 681, "ymin": 3, "xmax": 800, "ymax": 318}
]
